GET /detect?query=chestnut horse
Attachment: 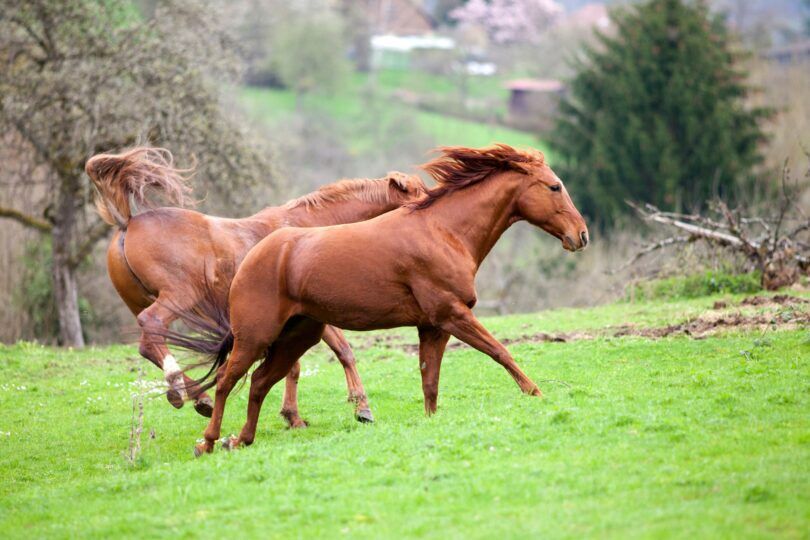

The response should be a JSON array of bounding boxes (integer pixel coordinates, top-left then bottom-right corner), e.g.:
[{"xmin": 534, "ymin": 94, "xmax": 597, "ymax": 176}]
[
  {"xmin": 86, "ymin": 147, "xmax": 426, "ymax": 424},
  {"xmin": 183, "ymin": 144, "xmax": 588, "ymax": 455}
]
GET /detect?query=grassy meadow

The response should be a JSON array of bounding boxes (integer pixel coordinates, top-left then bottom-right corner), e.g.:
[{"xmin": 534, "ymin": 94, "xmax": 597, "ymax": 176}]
[
  {"xmin": 238, "ymin": 69, "xmax": 551, "ymax": 158},
  {"xmin": 0, "ymin": 292, "xmax": 808, "ymax": 538}
]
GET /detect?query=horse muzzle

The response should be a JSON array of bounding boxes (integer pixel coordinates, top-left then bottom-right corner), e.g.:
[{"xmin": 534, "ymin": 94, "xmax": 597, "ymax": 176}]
[{"xmin": 562, "ymin": 230, "xmax": 589, "ymax": 252}]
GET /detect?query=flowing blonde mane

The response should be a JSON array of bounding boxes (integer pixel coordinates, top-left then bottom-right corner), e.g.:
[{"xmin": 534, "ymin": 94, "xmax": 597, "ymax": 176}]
[{"xmin": 413, "ymin": 144, "xmax": 545, "ymax": 209}]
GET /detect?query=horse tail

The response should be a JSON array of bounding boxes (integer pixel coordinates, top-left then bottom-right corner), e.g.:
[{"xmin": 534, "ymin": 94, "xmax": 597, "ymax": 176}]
[
  {"xmin": 85, "ymin": 146, "xmax": 194, "ymax": 229},
  {"xmin": 198, "ymin": 331, "xmax": 235, "ymax": 393},
  {"xmin": 159, "ymin": 287, "xmax": 234, "ymax": 393}
]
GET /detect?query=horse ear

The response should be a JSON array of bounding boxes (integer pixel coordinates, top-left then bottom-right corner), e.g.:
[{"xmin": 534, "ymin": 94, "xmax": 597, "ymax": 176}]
[{"xmin": 386, "ymin": 171, "xmax": 411, "ymax": 192}]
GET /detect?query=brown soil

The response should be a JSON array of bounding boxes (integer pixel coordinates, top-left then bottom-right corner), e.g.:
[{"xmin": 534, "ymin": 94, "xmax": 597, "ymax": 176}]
[
  {"xmin": 739, "ymin": 294, "xmax": 808, "ymax": 307},
  {"xmin": 353, "ymin": 295, "xmax": 808, "ymax": 353}
]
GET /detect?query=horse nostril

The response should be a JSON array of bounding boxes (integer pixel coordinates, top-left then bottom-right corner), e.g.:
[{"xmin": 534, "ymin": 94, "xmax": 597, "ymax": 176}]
[
  {"xmin": 562, "ymin": 235, "xmax": 574, "ymax": 249},
  {"xmin": 580, "ymin": 231, "xmax": 588, "ymax": 247}
]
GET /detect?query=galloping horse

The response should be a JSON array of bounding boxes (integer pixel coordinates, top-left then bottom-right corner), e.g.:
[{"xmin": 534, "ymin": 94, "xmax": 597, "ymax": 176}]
[
  {"xmin": 86, "ymin": 147, "xmax": 426, "ymax": 424},
  {"xmin": 184, "ymin": 144, "xmax": 589, "ymax": 455}
]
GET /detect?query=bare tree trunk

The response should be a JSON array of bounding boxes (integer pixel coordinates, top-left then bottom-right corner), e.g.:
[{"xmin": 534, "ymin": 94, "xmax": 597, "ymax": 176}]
[
  {"xmin": 51, "ymin": 175, "xmax": 85, "ymax": 347},
  {"xmin": 52, "ymin": 242, "xmax": 84, "ymax": 347}
]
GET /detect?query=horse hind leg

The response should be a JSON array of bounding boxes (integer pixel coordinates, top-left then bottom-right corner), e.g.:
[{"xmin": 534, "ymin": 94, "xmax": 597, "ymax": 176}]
[
  {"xmin": 137, "ymin": 296, "xmax": 214, "ymax": 416},
  {"xmin": 228, "ymin": 318, "xmax": 325, "ymax": 450},
  {"xmin": 321, "ymin": 325, "xmax": 374, "ymax": 423},
  {"xmin": 280, "ymin": 361, "xmax": 308, "ymax": 428},
  {"xmin": 194, "ymin": 337, "xmax": 269, "ymax": 456}
]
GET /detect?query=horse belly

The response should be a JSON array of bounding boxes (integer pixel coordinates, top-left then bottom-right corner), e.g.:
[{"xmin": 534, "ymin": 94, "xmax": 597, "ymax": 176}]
[
  {"xmin": 305, "ymin": 299, "xmax": 420, "ymax": 331},
  {"xmin": 294, "ymin": 268, "xmax": 420, "ymax": 330}
]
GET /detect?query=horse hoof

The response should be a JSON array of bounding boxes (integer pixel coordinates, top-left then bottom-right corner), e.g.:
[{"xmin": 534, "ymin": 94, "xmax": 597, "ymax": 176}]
[
  {"xmin": 194, "ymin": 396, "xmax": 214, "ymax": 418},
  {"xmin": 356, "ymin": 408, "xmax": 374, "ymax": 423},
  {"xmin": 530, "ymin": 387, "xmax": 543, "ymax": 398},
  {"xmin": 166, "ymin": 389, "xmax": 184, "ymax": 409},
  {"xmin": 221, "ymin": 435, "xmax": 240, "ymax": 451},
  {"xmin": 193, "ymin": 442, "xmax": 211, "ymax": 457},
  {"xmin": 289, "ymin": 419, "xmax": 308, "ymax": 429}
]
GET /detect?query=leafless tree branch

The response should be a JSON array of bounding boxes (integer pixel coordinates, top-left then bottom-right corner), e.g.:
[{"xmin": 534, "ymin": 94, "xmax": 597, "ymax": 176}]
[
  {"xmin": 0, "ymin": 205, "xmax": 52, "ymax": 233},
  {"xmin": 623, "ymin": 187, "xmax": 810, "ymax": 290}
]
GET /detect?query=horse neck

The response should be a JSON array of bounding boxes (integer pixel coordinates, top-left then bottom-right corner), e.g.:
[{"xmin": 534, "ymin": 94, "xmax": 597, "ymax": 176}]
[
  {"xmin": 279, "ymin": 198, "xmax": 397, "ymax": 228},
  {"xmin": 427, "ymin": 173, "xmax": 521, "ymax": 267}
]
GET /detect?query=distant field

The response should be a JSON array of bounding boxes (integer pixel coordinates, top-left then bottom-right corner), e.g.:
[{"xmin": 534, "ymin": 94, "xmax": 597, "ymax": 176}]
[
  {"xmin": 1, "ymin": 293, "xmax": 808, "ymax": 538},
  {"xmin": 238, "ymin": 69, "xmax": 554, "ymax": 161}
]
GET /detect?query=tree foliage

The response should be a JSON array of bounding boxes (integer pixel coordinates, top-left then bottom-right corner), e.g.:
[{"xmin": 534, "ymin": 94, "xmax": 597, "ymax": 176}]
[
  {"xmin": 269, "ymin": 2, "xmax": 350, "ymax": 99},
  {"xmin": 550, "ymin": 0, "xmax": 770, "ymax": 224},
  {"xmin": 0, "ymin": 0, "xmax": 272, "ymax": 345}
]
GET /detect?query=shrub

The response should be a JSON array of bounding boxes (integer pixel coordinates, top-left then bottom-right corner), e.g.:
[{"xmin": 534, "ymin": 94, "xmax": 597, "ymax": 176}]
[{"xmin": 628, "ymin": 270, "xmax": 762, "ymax": 301}]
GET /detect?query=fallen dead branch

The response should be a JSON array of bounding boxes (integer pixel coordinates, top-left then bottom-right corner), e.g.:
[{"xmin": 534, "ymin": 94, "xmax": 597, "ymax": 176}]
[
  {"xmin": 620, "ymin": 162, "xmax": 810, "ymax": 290},
  {"xmin": 125, "ymin": 364, "xmax": 145, "ymax": 466}
]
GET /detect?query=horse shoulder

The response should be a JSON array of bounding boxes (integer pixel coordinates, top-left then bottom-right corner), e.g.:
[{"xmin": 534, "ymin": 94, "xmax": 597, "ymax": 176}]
[{"xmin": 405, "ymin": 252, "xmax": 477, "ymax": 322}]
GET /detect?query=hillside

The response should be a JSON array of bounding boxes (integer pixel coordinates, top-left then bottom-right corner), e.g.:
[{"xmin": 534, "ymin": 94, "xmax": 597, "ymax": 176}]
[
  {"xmin": 238, "ymin": 69, "xmax": 554, "ymax": 163},
  {"xmin": 0, "ymin": 292, "xmax": 807, "ymax": 537}
]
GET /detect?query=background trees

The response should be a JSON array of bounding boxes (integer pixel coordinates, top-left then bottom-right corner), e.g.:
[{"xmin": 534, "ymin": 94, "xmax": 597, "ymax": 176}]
[
  {"xmin": 450, "ymin": 0, "xmax": 563, "ymax": 44},
  {"xmin": 550, "ymin": 0, "xmax": 770, "ymax": 223},
  {"xmin": 0, "ymin": 0, "xmax": 806, "ymax": 345},
  {"xmin": 270, "ymin": 3, "xmax": 351, "ymax": 106},
  {"xmin": 0, "ymin": 0, "xmax": 270, "ymax": 346}
]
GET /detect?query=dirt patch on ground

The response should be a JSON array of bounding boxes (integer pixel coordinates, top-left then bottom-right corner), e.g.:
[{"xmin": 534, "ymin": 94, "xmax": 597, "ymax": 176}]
[
  {"xmin": 496, "ymin": 309, "xmax": 806, "ymax": 344},
  {"xmin": 354, "ymin": 295, "xmax": 808, "ymax": 353},
  {"xmin": 610, "ymin": 311, "xmax": 807, "ymax": 340},
  {"xmin": 739, "ymin": 294, "xmax": 808, "ymax": 307}
]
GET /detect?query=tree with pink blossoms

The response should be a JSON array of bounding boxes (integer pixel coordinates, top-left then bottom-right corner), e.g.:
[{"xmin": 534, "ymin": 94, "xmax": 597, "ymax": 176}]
[{"xmin": 450, "ymin": 0, "xmax": 564, "ymax": 45}]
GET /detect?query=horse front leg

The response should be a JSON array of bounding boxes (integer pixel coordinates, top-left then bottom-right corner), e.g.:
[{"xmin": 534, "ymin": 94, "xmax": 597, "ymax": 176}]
[
  {"xmin": 321, "ymin": 325, "xmax": 374, "ymax": 423},
  {"xmin": 440, "ymin": 304, "xmax": 542, "ymax": 397},
  {"xmin": 136, "ymin": 300, "xmax": 214, "ymax": 417},
  {"xmin": 417, "ymin": 326, "xmax": 450, "ymax": 415}
]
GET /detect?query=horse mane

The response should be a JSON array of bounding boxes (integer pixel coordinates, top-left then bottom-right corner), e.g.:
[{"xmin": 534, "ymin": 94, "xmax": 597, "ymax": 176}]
[
  {"xmin": 412, "ymin": 144, "xmax": 545, "ymax": 210},
  {"xmin": 285, "ymin": 175, "xmax": 399, "ymax": 210}
]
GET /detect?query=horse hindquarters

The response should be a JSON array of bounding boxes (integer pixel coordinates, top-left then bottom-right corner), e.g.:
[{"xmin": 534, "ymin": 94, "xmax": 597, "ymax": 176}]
[
  {"xmin": 196, "ymin": 246, "xmax": 298, "ymax": 453},
  {"xmin": 107, "ymin": 230, "xmax": 216, "ymax": 416},
  {"xmin": 106, "ymin": 231, "xmax": 152, "ymax": 316}
]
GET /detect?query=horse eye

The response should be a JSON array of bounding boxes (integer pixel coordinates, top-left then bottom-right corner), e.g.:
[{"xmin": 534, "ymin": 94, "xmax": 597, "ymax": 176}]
[{"xmin": 550, "ymin": 184, "xmax": 562, "ymax": 192}]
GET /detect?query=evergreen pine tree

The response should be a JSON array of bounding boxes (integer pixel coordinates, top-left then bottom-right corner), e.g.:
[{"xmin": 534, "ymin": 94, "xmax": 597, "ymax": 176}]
[{"xmin": 550, "ymin": 0, "xmax": 769, "ymax": 223}]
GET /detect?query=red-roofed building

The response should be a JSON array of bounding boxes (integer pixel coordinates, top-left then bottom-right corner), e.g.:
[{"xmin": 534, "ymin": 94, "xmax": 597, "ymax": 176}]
[{"xmin": 505, "ymin": 79, "xmax": 566, "ymax": 131}]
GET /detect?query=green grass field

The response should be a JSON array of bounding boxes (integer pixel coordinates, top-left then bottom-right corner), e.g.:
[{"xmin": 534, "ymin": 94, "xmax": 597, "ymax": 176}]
[{"xmin": 1, "ymin": 294, "xmax": 808, "ymax": 538}]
